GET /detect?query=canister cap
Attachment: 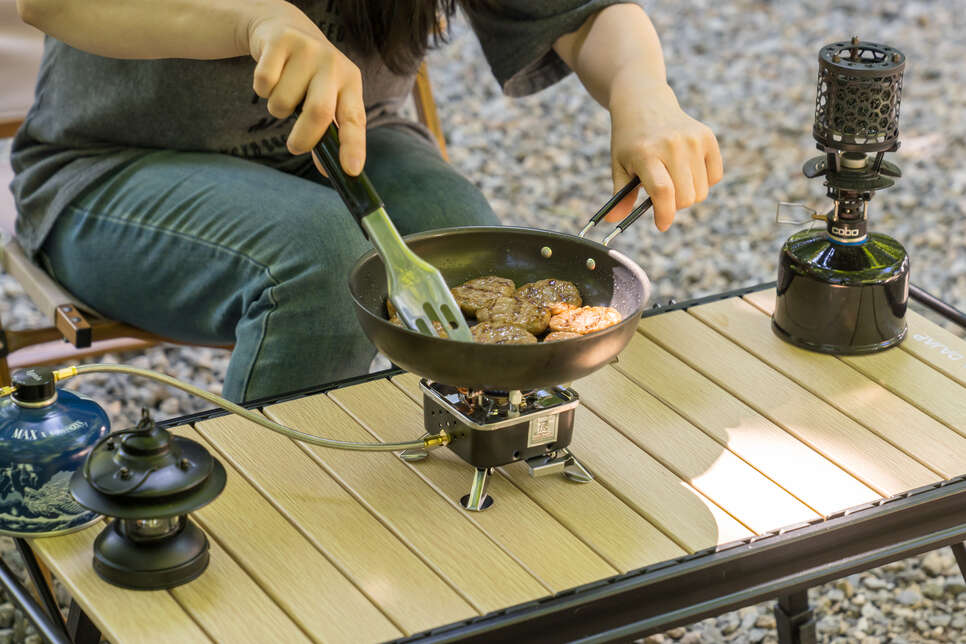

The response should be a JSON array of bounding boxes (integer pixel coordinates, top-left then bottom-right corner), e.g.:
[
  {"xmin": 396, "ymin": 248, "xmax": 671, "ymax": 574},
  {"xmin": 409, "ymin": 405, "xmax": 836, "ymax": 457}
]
[{"xmin": 11, "ymin": 367, "xmax": 57, "ymax": 405}]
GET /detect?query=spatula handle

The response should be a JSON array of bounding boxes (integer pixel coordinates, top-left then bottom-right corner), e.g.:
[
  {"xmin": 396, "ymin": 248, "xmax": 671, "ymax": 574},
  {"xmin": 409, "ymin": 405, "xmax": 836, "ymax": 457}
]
[{"xmin": 312, "ymin": 123, "xmax": 383, "ymax": 238}]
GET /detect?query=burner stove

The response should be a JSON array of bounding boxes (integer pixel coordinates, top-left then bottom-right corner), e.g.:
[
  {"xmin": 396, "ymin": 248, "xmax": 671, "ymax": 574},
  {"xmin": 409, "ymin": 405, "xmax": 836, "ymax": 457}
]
[{"xmin": 404, "ymin": 380, "xmax": 593, "ymax": 511}]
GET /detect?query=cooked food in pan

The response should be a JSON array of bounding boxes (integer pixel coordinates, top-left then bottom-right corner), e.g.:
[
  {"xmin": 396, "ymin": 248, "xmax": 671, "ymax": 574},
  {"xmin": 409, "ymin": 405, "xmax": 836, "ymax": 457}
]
[
  {"xmin": 475, "ymin": 296, "xmax": 551, "ymax": 335},
  {"xmin": 386, "ymin": 275, "xmax": 621, "ymax": 343},
  {"xmin": 470, "ymin": 322, "xmax": 539, "ymax": 344},
  {"xmin": 549, "ymin": 306, "xmax": 622, "ymax": 335},
  {"xmin": 450, "ymin": 276, "xmax": 515, "ymax": 316},
  {"xmin": 515, "ymin": 279, "xmax": 582, "ymax": 315}
]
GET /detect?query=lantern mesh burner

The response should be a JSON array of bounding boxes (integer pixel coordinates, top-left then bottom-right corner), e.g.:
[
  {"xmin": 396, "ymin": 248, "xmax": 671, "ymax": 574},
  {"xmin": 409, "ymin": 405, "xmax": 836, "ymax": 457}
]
[{"xmin": 813, "ymin": 40, "xmax": 905, "ymax": 152}]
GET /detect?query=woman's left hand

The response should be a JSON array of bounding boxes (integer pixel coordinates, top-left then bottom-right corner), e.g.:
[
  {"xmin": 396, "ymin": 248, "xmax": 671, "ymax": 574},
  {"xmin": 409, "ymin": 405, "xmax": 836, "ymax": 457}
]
[{"xmin": 607, "ymin": 76, "xmax": 723, "ymax": 231}]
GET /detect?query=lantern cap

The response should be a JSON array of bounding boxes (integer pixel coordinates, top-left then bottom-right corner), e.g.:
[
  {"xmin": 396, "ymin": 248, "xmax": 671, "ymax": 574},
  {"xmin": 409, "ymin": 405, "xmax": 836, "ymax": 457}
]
[{"xmin": 70, "ymin": 409, "xmax": 226, "ymax": 519}]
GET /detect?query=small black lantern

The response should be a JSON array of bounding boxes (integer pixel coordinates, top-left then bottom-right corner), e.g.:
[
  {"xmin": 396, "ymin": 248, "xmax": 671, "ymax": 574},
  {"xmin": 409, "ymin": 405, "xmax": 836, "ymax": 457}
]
[{"xmin": 69, "ymin": 409, "xmax": 226, "ymax": 590}]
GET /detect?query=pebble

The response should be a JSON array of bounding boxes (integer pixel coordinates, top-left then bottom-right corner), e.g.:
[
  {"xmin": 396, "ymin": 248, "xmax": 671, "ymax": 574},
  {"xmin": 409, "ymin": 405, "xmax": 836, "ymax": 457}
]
[
  {"xmin": 922, "ymin": 582, "xmax": 944, "ymax": 599},
  {"xmin": 922, "ymin": 551, "xmax": 950, "ymax": 577},
  {"xmin": 753, "ymin": 614, "xmax": 776, "ymax": 629},
  {"xmin": 863, "ymin": 577, "xmax": 888, "ymax": 591},
  {"xmin": 897, "ymin": 588, "xmax": 923, "ymax": 606}
]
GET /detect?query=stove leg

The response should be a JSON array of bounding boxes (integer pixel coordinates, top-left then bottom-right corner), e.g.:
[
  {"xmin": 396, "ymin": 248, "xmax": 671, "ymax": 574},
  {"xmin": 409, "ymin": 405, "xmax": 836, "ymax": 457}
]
[
  {"xmin": 460, "ymin": 467, "xmax": 494, "ymax": 511},
  {"xmin": 562, "ymin": 449, "xmax": 594, "ymax": 484},
  {"xmin": 399, "ymin": 434, "xmax": 431, "ymax": 462}
]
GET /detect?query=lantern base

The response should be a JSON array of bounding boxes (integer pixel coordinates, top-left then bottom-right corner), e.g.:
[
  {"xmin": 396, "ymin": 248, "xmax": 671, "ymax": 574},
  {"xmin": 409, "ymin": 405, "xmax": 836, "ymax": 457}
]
[
  {"xmin": 772, "ymin": 230, "xmax": 909, "ymax": 355},
  {"xmin": 92, "ymin": 518, "xmax": 209, "ymax": 590}
]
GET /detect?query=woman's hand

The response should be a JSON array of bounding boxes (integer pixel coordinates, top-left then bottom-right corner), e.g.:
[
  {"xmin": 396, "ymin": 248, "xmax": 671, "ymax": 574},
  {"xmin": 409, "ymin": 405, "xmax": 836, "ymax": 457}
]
[
  {"xmin": 607, "ymin": 77, "xmax": 722, "ymax": 230},
  {"xmin": 247, "ymin": 8, "xmax": 366, "ymax": 175},
  {"xmin": 553, "ymin": 4, "xmax": 723, "ymax": 231}
]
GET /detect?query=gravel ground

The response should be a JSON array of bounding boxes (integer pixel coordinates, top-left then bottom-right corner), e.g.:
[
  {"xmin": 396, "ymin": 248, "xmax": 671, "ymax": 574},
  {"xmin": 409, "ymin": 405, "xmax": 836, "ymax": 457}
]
[{"xmin": 2, "ymin": 0, "xmax": 966, "ymax": 641}]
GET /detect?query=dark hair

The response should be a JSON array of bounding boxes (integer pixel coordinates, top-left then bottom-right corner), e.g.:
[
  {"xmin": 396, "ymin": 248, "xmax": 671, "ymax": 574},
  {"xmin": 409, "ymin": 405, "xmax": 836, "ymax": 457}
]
[{"xmin": 342, "ymin": 0, "xmax": 459, "ymax": 74}]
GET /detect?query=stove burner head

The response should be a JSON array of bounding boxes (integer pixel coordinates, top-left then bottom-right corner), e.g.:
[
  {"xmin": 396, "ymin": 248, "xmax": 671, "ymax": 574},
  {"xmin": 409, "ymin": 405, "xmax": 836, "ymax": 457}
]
[{"xmin": 772, "ymin": 37, "xmax": 909, "ymax": 356}]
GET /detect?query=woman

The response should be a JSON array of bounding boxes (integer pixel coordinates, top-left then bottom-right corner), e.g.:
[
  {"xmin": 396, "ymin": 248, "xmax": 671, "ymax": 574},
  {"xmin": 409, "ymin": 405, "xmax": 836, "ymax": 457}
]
[{"xmin": 11, "ymin": 0, "xmax": 722, "ymax": 401}]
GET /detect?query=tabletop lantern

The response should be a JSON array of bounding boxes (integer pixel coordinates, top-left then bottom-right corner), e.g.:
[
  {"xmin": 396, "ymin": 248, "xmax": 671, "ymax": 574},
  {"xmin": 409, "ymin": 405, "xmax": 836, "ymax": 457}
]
[
  {"xmin": 69, "ymin": 409, "xmax": 226, "ymax": 590},
  {"xmin": 773, "ymin": 37, "xmax": 909, "ymax": 354}
]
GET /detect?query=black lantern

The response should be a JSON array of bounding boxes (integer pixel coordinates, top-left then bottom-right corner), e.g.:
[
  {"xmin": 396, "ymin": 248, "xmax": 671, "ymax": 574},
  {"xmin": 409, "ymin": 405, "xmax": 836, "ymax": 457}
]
[
  {"xmin": 773, "ymin": 38, "xmax": 909, "ymax": 354},
  {"xmin": 69, "ymin": 409, "xmax": 226, "ymax": 590}
]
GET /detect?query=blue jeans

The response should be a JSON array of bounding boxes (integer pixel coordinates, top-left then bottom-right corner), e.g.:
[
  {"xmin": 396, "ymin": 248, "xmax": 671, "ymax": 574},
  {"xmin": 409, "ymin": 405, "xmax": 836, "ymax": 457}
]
[{"xmin": 40, "ymin": 126, "xmax": 499, "ymax": 402}]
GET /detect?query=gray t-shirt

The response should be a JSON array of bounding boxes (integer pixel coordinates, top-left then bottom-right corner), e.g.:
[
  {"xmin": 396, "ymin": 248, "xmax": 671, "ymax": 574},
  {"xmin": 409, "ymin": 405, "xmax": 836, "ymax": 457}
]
[{"xmin": 10, "ymin": 0, "xmax": 633, "ymax": 255}]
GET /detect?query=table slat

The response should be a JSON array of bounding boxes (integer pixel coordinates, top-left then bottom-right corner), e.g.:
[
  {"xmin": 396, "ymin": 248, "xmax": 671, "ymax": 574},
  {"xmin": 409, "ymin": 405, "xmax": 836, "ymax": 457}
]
[
  {"xmin": 31, "ymin": 526, "xmax": 211, "ymax": 644},
  {"xmin": 328, "ymin": 380, "xmax": 618, "ymax": 590},
  {"xmin": 390, "ymin": 373, "xmax": 687, "ymax": 571},
  {"xmin": 900, "ymin": 309, "xmax": 966, "ymax": 389},
  {"xmin": 639, "ymin": 310, "xmax": 939, "ymax": 496},
  {"xmin": 263, "ymin": 395, "xmax": 550, "ymax": 612},
  {"xmin": 744, "ymin": 291, "xmax": 966, "ymax": 443},
  {"xmin": 193, "ymin": 414, "xmax": 477, "ymax": 634},
  {"xmin": 575, "ymin": 366, "xmax": 819, "ymax": 534},
  {"xmin": 693, "ymin": 296, "xmax": 966, "ymax": 479},
  {"xmin": 612, "ymin": 333, "xmax": 879, "ymax": 515},
  {"xmin": 174, "ymin": 425, "xmax": 403, "ymax": 642},
  {"xmin": 168, "ymin": 529, "xmax": 311, "ymax": 643}
]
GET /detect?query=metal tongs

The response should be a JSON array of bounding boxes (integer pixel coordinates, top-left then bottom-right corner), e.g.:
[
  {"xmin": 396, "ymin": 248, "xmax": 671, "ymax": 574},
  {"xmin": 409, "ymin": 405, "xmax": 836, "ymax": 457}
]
[
  {"xmin": 578, "ymin": 177, "xmax": 653, "ymax": 245},
  {"xmin": 313, "ymin": 124, "xmax": 472, "ymax": 342}
]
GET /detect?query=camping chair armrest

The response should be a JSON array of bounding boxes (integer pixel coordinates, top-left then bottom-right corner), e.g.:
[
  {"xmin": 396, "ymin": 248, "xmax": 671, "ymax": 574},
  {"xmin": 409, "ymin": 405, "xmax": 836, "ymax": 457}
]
[{"xmin": 1, "ymin": 236, "xmax": 97, "ymax": 347}]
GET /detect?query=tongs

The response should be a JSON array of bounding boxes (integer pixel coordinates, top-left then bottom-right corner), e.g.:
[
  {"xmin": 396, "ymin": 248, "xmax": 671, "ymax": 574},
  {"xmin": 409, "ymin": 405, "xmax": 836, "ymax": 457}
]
[
  {"xmin": 578, "ymin": 177, "xmax": 653, "ymax": 245},
  {"xmin": 313, "ymin": 124, "xmax": 472, "ymax": 342}
]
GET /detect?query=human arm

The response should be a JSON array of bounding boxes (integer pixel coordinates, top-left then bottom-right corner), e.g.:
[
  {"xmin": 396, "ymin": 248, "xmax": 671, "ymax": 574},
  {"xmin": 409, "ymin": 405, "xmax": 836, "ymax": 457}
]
[
  {"xmin": 552, "ymin": 3, "xmax": 722, "ymax": 230},
  {"xmin": 15, "ymin": 0, "xmax": 366, "ymax": 174}
]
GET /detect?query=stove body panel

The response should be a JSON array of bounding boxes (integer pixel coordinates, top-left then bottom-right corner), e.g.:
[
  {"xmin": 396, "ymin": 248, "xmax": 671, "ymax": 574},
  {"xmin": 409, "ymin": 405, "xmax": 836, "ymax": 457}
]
[{"xmin": 421, "ymin": 381, "xmax": 578, "ymax": 469}]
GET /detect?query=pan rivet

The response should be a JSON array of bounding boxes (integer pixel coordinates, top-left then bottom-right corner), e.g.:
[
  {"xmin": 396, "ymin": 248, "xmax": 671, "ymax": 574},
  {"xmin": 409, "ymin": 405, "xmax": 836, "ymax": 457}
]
[
  {"xmin": 586, "ymin": 258, "xmax": 596, "ymax": 270},
  {"xmin": 540, "ymin": 246, "xmax": 552, "ymax": 259}
]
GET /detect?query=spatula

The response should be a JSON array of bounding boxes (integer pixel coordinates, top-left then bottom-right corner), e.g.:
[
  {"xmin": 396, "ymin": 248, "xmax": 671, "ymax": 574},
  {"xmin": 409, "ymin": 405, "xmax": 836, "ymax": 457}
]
[{"xmin": 312, "ymin": 123, "xmax": 472, "ymax": 341}]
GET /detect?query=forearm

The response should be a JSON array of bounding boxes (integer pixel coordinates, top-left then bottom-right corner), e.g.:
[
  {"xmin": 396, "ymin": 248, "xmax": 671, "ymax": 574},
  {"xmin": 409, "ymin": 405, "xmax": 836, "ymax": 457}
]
[
  {"xmin": 16, "ymin": 0, "xmax": 297, "ymax": 59},
  {"xmin": 552, "ymin": 3, "xmax": 671, "ymax": 109}
]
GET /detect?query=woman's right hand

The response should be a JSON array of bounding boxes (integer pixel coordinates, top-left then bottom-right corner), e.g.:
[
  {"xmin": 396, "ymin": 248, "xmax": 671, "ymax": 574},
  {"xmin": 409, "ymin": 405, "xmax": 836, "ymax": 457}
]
[{"xmin": 246, "ymin": 8, "xmax": 366, "ymax": 175}]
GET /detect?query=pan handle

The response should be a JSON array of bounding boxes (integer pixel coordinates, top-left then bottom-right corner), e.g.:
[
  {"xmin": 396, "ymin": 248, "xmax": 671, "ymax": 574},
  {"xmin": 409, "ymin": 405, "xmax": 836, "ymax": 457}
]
[{"xmin": 578, "ymin": 177, "xmax": 654, "ymax": 246}]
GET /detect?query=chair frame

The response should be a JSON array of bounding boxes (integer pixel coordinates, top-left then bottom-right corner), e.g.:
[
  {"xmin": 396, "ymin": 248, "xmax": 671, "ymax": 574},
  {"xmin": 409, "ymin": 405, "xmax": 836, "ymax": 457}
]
[{"xmin": 0, "ymin": 62, "xmax": 448, "ymax": 386}]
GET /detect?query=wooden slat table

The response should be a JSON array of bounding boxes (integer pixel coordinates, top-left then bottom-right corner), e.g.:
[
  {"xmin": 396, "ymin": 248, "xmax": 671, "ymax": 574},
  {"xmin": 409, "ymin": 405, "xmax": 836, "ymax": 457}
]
[{"xmin": 16, "ymin": 285, "xmax": 966, "ymax": 643}]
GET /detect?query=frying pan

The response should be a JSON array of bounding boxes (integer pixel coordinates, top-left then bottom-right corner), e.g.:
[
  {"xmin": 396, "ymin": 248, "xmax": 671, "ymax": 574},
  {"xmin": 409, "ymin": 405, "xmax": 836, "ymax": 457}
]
[
  {"xmin": 347, "ymin": 203, "xmax": 653, "ymax": 391},
  {"xmin": 313, "ymin": 124, "xmax": 654, "ymax": 390}
]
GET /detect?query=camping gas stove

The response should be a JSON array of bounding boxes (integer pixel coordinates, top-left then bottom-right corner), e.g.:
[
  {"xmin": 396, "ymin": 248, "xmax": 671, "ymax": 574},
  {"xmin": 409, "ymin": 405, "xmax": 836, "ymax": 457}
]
[{"xmin": 402, "ymin": 380, "xmax": 593, "ymax": 511}]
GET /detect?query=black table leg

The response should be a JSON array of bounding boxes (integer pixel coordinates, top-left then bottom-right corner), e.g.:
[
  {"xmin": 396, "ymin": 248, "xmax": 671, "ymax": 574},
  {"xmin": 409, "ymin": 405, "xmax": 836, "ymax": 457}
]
[
  {"xmin": 14, "ymin": 538, "xmax": 67, "ymax": 633},
  {"xmin": 775, "ymin": 589, "xmax": 817, "ymax": 644},
  {"xmin": 952, "ymin": 543, "xmax": 966, "ymax": 581},
  {"xmin": 66, "ymin": 599, "xmax": 101, "ymax": 644}
]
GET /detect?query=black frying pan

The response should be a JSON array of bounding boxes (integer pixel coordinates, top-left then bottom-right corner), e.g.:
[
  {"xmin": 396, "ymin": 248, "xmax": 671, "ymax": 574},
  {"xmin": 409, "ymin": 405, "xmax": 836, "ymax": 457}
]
[
  {"xmin": 348, "ymin": 225, "xmax": 651, "ymax": 390},
  {"xmin": 314, "ymin": 124, "xmax": 653, "ymax": 390}
]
